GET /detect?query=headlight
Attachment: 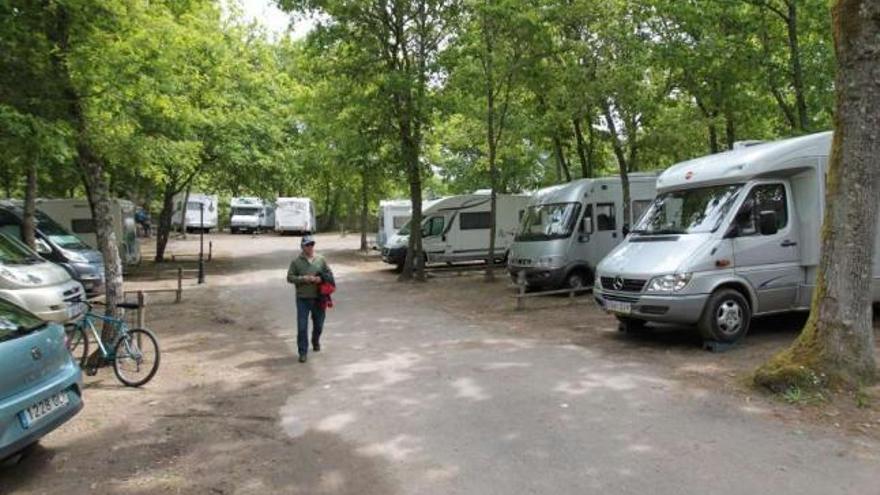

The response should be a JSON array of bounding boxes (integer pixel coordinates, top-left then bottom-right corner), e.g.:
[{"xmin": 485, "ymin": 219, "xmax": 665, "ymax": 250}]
[
  {"xmin": 647, "ymin": 273, "xmax": 692, "ymax": 293},
  {"xmin": 534, "ymin": 255, "xmax": 563, "ymax": 269},
  {"xmin": 0, "ymin": 267, "xmax": 43, "ymax": 287},
  {"xmin": 64, "ymin": 249, "xmax": 89, "ymax": 263}
]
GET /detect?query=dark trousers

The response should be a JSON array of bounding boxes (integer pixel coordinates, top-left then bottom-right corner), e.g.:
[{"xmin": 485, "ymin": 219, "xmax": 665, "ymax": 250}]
[{"xmin": 296, "ymin": 297, "xmax": 325, "ymax": 356}]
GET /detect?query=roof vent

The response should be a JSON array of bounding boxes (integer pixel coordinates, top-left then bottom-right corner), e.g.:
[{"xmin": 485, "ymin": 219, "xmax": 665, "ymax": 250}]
[{"xmin": 732, "ymin": 140, "xmax": 765, "ymax": 150}]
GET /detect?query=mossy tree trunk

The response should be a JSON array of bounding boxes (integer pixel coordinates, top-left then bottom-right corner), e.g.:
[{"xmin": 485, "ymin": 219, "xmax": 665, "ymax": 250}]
[{"xmin": 755, "ymin": 0, "xmax": 879, "ymax": 391}]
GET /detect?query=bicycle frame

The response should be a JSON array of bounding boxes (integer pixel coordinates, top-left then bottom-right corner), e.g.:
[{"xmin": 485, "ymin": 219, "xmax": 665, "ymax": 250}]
[{"xmin": 78, "ymin": 312, "xmax": 128, "ymax": 360}]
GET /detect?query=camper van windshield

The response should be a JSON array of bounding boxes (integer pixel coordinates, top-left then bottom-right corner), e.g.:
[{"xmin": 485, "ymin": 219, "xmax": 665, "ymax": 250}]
[
  {"xmin": 35, "ymin": 211, "xmax": 90, "ymax": 250},
  {"xmin": 516, "ymin": 202, "xmax": 582, "ymax": 241},
  {"xmin": 633, "ymin": 184, "xmax": 743, "ymax": 235},
  {"xmin": 0, "ymin": 233, "xmax": 42, "ymax": 265},
  {"xmin": 397, "ymin": 220, "xmax": 412, "ymax": 236}
]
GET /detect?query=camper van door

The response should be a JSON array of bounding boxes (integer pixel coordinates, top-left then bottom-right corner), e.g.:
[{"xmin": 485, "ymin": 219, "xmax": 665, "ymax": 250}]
[
  {"xmin": 449, "ymin": 207, "xmax": 492, "ymax": 260},
  {"xmin": 421, "ymin": 214, "xmax": 448, "ymax": 260},
  {"xmin": 591, "ymin": 185, "xmax": 622, "ymax": 260}
]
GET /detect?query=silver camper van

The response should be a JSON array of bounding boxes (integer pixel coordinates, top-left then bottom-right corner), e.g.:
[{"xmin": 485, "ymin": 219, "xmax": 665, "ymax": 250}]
[
  {"xmin": 594, "ymin": 132, "xmax": 880, "ymax": 343},
  {"xmin": 508, "ymin": 175, "xmax": 658, "ymax": 289}
]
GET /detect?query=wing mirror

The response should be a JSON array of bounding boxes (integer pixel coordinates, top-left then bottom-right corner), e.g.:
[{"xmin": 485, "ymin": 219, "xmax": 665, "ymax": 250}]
[
  {"xmin": 35, "ymin": 238, "xmax": 52, "ymax": 255},
  {"xmin": 759, "ymin": 211, "xmax": 778, "ymax": 236}
]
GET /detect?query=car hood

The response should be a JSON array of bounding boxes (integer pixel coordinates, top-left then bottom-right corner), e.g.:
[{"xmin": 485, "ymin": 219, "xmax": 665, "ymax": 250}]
[
  {"xmin": 599, "ymin": 233, "xmax": 714, "ymax": 277},
  {"xmin": 0, "ymin": 260, "xmax": 73, "ymax": 288},
  {"xmin": 387, "ymin": 234, "xmax": 408, "ymax": 249},
  {"xmin": 0, "ymin": 322, "xmax": 71, "ymax": 401}
]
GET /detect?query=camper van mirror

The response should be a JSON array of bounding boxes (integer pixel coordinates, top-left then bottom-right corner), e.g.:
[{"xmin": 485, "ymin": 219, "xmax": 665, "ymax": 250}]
[
  {"xmin": 581, "ymin": 216, "xmax": 593, "ymax": 234},
  {"xmin": 35, "ymin": 238, "xmax": 52, "ymax": 255},
  {"xmin": 758, "ymin": 211, "xmax": 778, "ymax": 236}
]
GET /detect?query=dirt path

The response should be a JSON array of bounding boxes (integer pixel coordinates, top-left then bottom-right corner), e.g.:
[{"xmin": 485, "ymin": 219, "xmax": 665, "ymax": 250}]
[{"xmin": 1, "ymin": 233, "xmax": 878, "ymax": 494}]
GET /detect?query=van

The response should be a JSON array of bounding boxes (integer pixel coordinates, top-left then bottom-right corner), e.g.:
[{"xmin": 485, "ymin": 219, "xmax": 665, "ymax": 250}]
[
  {"xmin": 32, "ymin": 198, "xmax": 140, "ymax": 267},
  {"xmin": 172, "ymin": 193, "xmax": 218, "ymax": 232},
  {"xmin": 508, "ymin": 175, "xmax": 658, "ymax": 289},
  {"xmin": 594, "ymin": 132, "xmax": 880, "ymax": 342},
  {"xmin": 0, "ymin": 233, "xmax": 85, "ymax": 323},
  {"xmin": 0, "ymin": 203, "xmax": 104, "ymax": 297},
  {"xmin": 275, "ymin": 197, "xmax": 316, "ymax": 235},
  {"xmin": 382, "ymin": 193, "xmax": 530, "ymax": 268},
  {"xmin": 230, "ymin": 197, "xmax": 273, "ymax": 234},
  {"xmin": 377, "ymin": 200, "xmax": 412, "ymax": 249}
]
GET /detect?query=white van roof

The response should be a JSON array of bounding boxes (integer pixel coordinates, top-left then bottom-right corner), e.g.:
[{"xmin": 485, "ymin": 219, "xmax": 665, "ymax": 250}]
[
  {"xmin": 379, "ymin": 199, "xmax": 412, "ymax": 208},
  {"xmin": 657, "ymin": 131, "xmax": 832, "ymax": 193},
  {"xmin": 530, "ymin": 174, "xmax": 659, "ymax": 204},
  {"xmin": 231, "ymin": 197, "xmax": 263, "ymax": 207}
]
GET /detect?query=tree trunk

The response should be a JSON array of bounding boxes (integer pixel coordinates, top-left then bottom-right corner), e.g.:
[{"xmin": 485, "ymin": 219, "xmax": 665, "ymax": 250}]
[
  {"xmin": 179, "ymin": 184, "xmax": 192, "ymax": 236},
  {"xmin": 399, "ymin": 128, "xmax": 424, "ymax": 282},
  {"xmin": 755, "ymin": 0, "xmax": 879, "ymax": 391},
  {"xmin": 786, "ymin": 1, "xmax": 810, "ymax": 132},
  {"xmin": 724, "ymin": 108, "xmax": 737, "ymax": 150},
  {"xmin": 602, "ymin": 102, "xmax": 632, "ymax": 233},
  {"xmin": 155, "ymin": 182, "xmax": 176, "ymax": 262},
  {"xmin": 695, "ymin": 97, "xmax": 719, "ymax": 154},
  {"xmin": 552, "ymin": 134, "xmax": 572, "ymax": 183},
  {"xmin": 22, "ymin": 161, "xmax": 37, "ymax": 250},
  {"xmin": 573, "ymin": 117, "xmax": 592, "ymax": 178},
  {"xmin": 360, "ymin": 168, "xmax": 369, "ymax": 252}
]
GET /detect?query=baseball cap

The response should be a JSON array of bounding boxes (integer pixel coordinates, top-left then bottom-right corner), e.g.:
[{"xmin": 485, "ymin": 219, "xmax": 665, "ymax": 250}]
[{"xmin": 301, "ymin": 235, "xmax": 316, "ymax": 247}]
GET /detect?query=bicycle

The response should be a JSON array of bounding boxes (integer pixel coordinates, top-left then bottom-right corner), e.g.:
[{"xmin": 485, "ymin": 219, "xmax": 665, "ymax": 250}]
[{"xmin": 64, "ymin": 301, "xmax": 161, "ymax": 387}]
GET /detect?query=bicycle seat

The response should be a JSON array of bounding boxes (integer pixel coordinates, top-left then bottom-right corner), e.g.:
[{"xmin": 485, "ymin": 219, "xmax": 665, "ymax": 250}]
[{"xmin": 116, "ymin": 302, "xmax": 142, "ymax": 310}]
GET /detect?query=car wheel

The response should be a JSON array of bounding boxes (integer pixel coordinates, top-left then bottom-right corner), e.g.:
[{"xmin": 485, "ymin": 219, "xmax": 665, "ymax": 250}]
[
  {"xmin": 617, "ymin": 316, "xmax": 648, "ymax": 333},
  {"xmin": 698, "ymin": 288, "xmax": 751, "ymax": 343}
]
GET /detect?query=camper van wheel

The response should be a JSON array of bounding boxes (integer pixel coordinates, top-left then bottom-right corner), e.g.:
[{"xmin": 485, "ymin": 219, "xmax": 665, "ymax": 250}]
[
  {"xmin": 698, "ymin": 289, "xmax": 751, "ymax": 344},
  {"xmin": 565, "ymin": 270, "xmax": 588, "ymax": 290},
  {"xmin": 617, "ymin": 316, "xmax": 647, "ymax": 334}
]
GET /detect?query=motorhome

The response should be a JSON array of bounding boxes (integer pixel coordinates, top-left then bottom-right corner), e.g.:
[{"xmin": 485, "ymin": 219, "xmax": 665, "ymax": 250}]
[
  {"xmin": 172, "ymin": 193, "xmax": 218, "ymax": 232},
  {"xmin": 275, "ymin": 197, "xmax": 316, "ymax": 235},
  {"xmin": 34, "ymin": 198, "xmax": 141, "ymax": 267},
  {"xmin": 382, "ymin": 193, "xmax": 530, "ymax": 268},
  {"xmin": 230, "ymin": 197, "xmax": 274, "ymax": 234},
  {"xmin": 0, "ymin": 202, "xmax": 104, "ymax": 297},
  {"xmin": 377, "ymin": 200, "xmax": 412, "ymax": 249},
  {"xmin": 594, "ymin": 132, "xmax": 880, "ymax": 343},
  {"xmin": 507, "ymin": 174, "xmax": 658, "ymax": 290}
]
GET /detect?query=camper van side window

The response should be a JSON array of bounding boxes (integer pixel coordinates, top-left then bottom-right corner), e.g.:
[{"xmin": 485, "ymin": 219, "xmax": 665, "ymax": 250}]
[
  {"xmin": 596, "ymin": 203, "xmax": 616, "ymax": 231},
  {"xmin": 735, "ymin": 184, "xmax": 788, "ymax": 236},
  {"xmin": 459, "ymin": 211, "xmax": 492, "ymax": 230},
  {"xmin": 393, "ymin": 216, "xmax": 409, "ymax": 229},
  {"xmin": 632, "ymin": 200, "xmax": 652, "ymax": 225}
]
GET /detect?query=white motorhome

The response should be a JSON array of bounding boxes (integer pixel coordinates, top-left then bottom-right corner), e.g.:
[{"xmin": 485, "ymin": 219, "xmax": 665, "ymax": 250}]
[
  {"xmin": 508, "ymin": 174, "xmax": 658, "ymax": 290},
  {"xmin": 594, "ymin": 132, "xmax": 880, "ymax": 342},
  {"xmin": 275, "ymin": 197, "xmax": 316, "ymax": 235},
  {"xmin": 172, "ymin": 193, "xmax": 218, "ymax": 232},
  {"xmin": 382, "ymin": 193, "xmax": 530, "ymax": 268},
  {"xmin": 35, "ymin": 198, "xmax": 141, "ymax": 266},
  {"xmin": 230, "ymin": 197, "xmax": 274, "ymax": 234},
  {"xmin": 377, "ymin": 200, "xmax": 412, "ymax": 249}
]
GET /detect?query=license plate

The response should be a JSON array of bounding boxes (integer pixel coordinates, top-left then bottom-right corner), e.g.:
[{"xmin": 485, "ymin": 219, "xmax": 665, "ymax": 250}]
[
  {"xmin": 605, "ymin": 300, "xmax": 632, "ymax": 315},
  {"xmin": 19, "ymin": 391, "xmax": 70, "ymax": 428},
  {"xmin": 66, "ymin": 302, "xmax": 82, "ymax": 319}
]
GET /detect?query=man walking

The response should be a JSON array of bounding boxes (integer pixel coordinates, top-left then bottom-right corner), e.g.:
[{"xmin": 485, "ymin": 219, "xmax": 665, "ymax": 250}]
[{"xmin": 286, "ymin": 235, "xmax": 333, "ymax": 363}]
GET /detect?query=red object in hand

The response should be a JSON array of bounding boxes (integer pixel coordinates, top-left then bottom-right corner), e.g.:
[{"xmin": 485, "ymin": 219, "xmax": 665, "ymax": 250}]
[{"xmin": 318, "ymin": 282, "xmax": 336, "ymax": 310}]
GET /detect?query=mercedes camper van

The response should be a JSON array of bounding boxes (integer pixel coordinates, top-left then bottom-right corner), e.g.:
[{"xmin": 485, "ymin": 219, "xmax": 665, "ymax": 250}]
[
  {"xmin": 230, "ymin": 197, "xmax": 274, "ymax": 233},
  {"xmin": 382, "ymin": 193, "xmax": 530, "ymax": 268},
  {"xmin": 594, "ymin": 132, "xmax": 880, "ymax": 343},
  {"xmin": 377, "ymin": 200, "xmax": 412, "ymax": 249},
  {"xmin": 508, "ymin": 175, "xmax": 658, "ymax": 290}
]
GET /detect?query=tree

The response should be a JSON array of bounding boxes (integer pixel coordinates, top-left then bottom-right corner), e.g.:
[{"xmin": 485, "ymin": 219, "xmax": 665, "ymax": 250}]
[{"xmin": 754, "ymin": 0, "xmax": 878, "ymax": 392}]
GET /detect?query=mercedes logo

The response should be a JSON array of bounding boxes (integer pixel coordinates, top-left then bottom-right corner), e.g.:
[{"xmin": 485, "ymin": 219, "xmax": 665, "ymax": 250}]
[
  {"xmin": 612, "ymin": 276, "xmax": 625, "ymax": 291},
  {"xmin": 31, "ymin": 347, "xmax": 42, "ymax": 361}
]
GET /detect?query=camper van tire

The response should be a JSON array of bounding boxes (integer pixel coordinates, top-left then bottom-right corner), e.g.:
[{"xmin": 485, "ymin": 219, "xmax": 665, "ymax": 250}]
[
  {"xmin": 697, "ymin": 289, "xmax": 751, "ymax": 344},
  {"xmin": 617, "ymin": 316, "xmax": 647, "ymax": 334},
  {"xmin": 565, "ymin": 269, "xmax": 591, "ymax": 291}
]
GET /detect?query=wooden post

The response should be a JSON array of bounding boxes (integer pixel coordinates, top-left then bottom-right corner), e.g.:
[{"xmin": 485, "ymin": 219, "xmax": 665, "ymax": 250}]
[
  {"xmin": 516, "ymin": 270, "xmax": 526, "ymax": 310},
  {"xmin": 176, "ymin": 267, "xmax": 183, "ymax": 303},
  {"xmin": 137, "ymin": 290, "xmax": 146, "ymax": 327},
  {"xmin": 208, "ymin": 241, "xmax": 213, "ymax": 261}
]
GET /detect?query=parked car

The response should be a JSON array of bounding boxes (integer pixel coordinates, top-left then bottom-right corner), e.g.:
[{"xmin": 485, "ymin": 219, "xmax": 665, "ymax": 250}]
[
  {"xmin": 594, "ymin": 131, "xmax": 880, "ymax": 342},
  {"xmin": 0, "ymin": 233, "xmax": 85, "ymax": 323},
  {"xmin": 0, "ymin": 298, "xmax": 84, "ymax": 461},
  {"xmin": 0, "ymin": 202, "xmax": 105, "ymax": 297},
  {"xmin": 507, "ymin": 174, "xmax": 657, "ymax": 290}
]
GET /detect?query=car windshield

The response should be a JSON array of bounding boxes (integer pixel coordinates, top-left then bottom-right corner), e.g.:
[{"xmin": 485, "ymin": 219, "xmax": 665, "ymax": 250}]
[
  {"xmin": 233, "ymin": 207, "xmax": 261, "ymax": 216},
  {"xmin": 0, "ymin": 233, "xmax": 43, "ymax": 265},
  {"xmin": 35, "ymin": 211, "xmax": 90, "ymax": 250},
  {"xmin": 0, "ymin": 298, "xmax": 46, "ymax": 343},
  {"xmin": 516, "ymin": 202, "xmax": 582, "ymax": 241},
  {"xmin": 633, "ymin": 184, "xmax": 743, "ymax": 235}
]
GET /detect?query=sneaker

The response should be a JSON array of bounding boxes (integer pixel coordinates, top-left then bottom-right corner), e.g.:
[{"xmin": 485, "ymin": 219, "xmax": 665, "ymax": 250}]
[
  {"xmin": 298, "ymin": 354, "xmax": 307, "ymax": 363},
  {"xmin": 312, "ymin": 343, "xmax": 321, "ymax": 352}
]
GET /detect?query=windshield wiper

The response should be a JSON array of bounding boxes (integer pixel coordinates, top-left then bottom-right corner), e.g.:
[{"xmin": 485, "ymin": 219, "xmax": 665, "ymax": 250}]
[
  {"xmin": 16, "ymin": 321, "xmax": 48, "ymax": 335},
  {"xmin": 637, "ymin": 228, "xmax": 685, "ymax": 235}
]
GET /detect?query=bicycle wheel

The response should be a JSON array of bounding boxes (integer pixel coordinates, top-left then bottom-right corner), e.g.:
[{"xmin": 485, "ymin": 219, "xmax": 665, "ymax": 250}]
[
  {"xmin": 64, "ymin": 325, "xmax": 89, "ymax": 368},
  {"xmin": 113, "ymin": 328, "xmax": 160, "ymax": 387}
]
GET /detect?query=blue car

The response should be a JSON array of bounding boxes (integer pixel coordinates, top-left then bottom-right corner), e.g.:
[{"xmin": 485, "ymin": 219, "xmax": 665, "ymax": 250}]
[{"xmin": 0, "ymin": 298, "xmax": 83, "ymax": 461}]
